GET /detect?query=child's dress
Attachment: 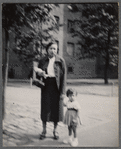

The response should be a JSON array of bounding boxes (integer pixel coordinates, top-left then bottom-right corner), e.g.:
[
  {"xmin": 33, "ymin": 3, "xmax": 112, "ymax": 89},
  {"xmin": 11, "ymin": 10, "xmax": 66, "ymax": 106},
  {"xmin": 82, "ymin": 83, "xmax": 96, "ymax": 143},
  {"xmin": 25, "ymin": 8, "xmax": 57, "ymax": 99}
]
[{"xmin": 63, "ymin": 98, "xmax": 81, "ymax": 127}]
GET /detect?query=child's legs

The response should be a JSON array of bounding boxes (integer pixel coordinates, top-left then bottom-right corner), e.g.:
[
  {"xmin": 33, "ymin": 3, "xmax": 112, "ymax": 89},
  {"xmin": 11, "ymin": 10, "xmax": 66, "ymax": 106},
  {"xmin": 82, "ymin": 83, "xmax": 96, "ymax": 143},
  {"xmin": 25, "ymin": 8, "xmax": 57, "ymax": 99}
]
[
  {"xmin": 68, "ymin": 125, "xmax": 72, "ymax": 136},
  {"xmin": 72, "ymin": 125, "xmax": 77, "ymax": 138}
]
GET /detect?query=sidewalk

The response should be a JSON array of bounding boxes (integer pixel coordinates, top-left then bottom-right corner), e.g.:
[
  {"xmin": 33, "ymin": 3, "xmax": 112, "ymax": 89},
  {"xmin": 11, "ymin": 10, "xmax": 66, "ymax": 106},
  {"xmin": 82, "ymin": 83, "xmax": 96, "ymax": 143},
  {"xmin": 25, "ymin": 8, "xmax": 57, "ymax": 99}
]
[
  {"xmin": 67, "ymin": 78, "xmax": 118, "ymax": 85},
  {"xmin": 7, "ymin": 79, "xmax": 119, "ymax": 97},
  {"xmin": 2, "ymin": 83, "xmax": 119, "ymax": 147},
  {"xmin": 8, "ymin": 78, "xmax": 118, "ymax": 85},
  {"xmin": 23, "ymin": 120, "xmax": 118, "ymax": 147}
]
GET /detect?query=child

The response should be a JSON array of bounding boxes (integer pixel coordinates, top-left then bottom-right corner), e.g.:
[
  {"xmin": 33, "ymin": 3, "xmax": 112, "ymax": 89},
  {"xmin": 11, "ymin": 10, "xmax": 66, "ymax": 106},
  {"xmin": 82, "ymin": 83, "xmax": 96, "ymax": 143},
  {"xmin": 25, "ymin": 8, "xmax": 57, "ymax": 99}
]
[{"xmin": 63, "ymin": 88, "xmax": 81, "ymax": 147}]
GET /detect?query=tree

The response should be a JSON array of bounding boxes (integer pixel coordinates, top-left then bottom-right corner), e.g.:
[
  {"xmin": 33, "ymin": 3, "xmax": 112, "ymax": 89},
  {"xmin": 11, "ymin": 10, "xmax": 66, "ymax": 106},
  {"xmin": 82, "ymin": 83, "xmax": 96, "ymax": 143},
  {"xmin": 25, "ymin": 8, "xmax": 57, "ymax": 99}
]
[
  {"xmin": 2, "ymin": 3, "xmax": 59, "ymax": 119},
  {"xmin": 69, "ymin": 3, "xmax": 118, "ymax": 84}
]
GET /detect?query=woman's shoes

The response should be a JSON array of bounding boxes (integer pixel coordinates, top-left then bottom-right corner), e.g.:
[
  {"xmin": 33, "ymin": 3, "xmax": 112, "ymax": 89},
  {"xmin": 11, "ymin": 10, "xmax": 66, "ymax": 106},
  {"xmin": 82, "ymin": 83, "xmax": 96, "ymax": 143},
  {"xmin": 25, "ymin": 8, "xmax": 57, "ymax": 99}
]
[
  {"xmin": 53, "ymin": 131, "xmax": 59, "ymax": 140},
  {"xmin": 40, "ymin": 131, "xmax": 59, "ymax": 140},
  {"xmin": 39, "ymin": 131, "xmax": 46, "ymax": 140}
]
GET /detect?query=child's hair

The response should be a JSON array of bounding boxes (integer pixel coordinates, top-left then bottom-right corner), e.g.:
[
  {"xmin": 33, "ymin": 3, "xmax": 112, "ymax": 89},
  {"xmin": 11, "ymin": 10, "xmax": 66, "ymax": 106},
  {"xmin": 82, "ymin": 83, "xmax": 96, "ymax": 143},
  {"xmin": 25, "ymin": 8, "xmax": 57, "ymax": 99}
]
[{"xmin": 66, "ymin": 88, "xmax": 77, "ymax": 97}]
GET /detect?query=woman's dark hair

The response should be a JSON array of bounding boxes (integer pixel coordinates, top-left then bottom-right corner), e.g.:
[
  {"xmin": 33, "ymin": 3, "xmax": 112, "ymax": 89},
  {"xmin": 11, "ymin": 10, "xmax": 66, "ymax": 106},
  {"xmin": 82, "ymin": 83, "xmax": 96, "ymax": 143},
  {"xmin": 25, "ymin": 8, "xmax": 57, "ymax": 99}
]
[
  {"xmin": 66, "ymin": 88, "xmax": 77, "ymax": 97},
  {"xmin": 46, "ymin": 41, "xmax": 59, "ymax": 53}
]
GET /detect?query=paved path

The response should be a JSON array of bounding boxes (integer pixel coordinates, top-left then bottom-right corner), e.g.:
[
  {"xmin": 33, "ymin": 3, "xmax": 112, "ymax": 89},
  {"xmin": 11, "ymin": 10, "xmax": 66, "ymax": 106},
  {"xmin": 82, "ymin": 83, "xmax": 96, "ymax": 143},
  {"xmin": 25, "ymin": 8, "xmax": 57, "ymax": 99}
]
[{"xmin": 2, "ymin": 83, "xmax": 119, "ymax": 147}]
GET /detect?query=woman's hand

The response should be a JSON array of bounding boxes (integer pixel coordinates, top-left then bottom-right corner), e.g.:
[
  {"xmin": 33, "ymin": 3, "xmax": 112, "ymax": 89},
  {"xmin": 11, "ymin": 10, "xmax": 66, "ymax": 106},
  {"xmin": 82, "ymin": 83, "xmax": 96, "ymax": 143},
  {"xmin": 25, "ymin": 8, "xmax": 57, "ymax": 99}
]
[
  {"xmin": 41, "ymin": 71, "xmax": 49, "ymax": 79},
  {"xmin": 34, "ymin": 67, "xmax": 48, "ymax": 78},
  {"xmin": 39, "ymin": 70, "xmax": 48, "ymax": 79}
]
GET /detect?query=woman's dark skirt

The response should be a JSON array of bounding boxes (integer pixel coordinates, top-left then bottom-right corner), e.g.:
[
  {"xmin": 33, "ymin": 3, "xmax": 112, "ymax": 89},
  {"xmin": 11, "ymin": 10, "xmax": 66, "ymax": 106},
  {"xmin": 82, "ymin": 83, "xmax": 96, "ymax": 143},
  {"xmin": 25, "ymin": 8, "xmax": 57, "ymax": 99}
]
[{"xmin": 41, "ymin": 77, "xmax": 60, "ymax": 123}]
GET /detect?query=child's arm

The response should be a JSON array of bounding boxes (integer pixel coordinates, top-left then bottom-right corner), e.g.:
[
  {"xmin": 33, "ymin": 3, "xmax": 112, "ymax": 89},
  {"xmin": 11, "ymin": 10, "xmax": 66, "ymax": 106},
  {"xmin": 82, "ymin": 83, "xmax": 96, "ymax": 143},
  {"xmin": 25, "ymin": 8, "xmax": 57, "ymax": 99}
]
[
  {"xmin": 74, "ymin": 101, "xmax": 82, "ymax": 125},
  {"xmin": 71, "ymin": 101, "xmax": 81, "ymax": 110},
  {"xmin": 77, "ymin": 110, "xmax": 82, "ymax": 125}
]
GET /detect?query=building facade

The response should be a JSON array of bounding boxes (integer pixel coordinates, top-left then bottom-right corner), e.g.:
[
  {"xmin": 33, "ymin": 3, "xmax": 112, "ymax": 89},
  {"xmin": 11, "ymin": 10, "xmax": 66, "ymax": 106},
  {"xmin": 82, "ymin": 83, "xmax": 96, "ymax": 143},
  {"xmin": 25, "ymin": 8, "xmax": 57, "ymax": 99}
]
[
  {"xmin": 62, "ymin": 4, "xmax": 97, "ymax": 79},
  {"xmin": 8, "ymin": 4, "xmax": 99, "ymax": 79}
]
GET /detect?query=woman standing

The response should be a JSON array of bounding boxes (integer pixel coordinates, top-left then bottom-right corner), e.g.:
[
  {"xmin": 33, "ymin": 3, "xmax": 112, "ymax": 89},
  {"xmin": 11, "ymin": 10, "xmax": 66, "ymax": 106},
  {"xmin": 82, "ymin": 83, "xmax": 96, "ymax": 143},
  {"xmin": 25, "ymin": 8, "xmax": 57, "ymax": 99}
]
[{"xmin": 34, "ymin": 41, "xmax": 66, "ymax": 140}]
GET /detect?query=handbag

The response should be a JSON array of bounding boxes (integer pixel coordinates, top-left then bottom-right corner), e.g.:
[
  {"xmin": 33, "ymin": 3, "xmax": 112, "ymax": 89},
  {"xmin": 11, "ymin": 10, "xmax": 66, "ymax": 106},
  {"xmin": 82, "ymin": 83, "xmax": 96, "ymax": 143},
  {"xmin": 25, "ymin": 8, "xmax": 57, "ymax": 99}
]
[
  {"xmin": 32, "ymin": 78, "xmax": 45, "ymax": 88},
  {"xmin": 32, "ymin": 70, "xmax": 45, "ymax": 88}
]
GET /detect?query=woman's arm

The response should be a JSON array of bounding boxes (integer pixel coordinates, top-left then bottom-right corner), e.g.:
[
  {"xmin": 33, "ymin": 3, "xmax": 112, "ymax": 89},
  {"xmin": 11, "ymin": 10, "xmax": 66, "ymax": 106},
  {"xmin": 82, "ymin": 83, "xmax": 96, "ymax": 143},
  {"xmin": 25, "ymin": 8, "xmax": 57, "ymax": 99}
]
[
  {"xmin": 34, "ymin": 67, "xmax": 43, "ymax": 74},
  {"xmin": 35, "ymin": 58, "xmax": 48, "ymax": 78},
  {"xmin": 34, "ymin": 67, "xmax": 47, "ymax": 78}
]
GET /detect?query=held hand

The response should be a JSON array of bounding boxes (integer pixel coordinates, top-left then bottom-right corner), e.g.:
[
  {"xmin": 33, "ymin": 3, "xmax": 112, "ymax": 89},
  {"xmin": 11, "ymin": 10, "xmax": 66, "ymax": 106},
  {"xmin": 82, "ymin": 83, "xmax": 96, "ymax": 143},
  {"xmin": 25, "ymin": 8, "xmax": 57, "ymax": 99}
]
[{"xmin": 60, "ymin": 94, "xmax": 66, "ymax": 100}]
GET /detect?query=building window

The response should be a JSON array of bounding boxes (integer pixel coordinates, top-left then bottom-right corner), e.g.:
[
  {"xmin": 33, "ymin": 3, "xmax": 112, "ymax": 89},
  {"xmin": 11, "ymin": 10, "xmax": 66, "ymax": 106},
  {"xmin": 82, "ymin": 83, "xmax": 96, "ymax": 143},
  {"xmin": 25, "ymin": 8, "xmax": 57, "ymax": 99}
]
[
  {"xmin": 67, "ymin": 20, "xmax": 74, "ymax": 33},
  {"xmin": 75, "ymin": 44, "xmax": 82, "ymax": 58},
  {"xmin": 67, "ymin": 42, "xmax": 74, "ymax": 56},
  {"xmin": 67, "ymin": 66, "xmax": 73, "ymax": 74},
  {"xmin": 54, "ymin": 16, "xmax": 59, "ymax": 30}
]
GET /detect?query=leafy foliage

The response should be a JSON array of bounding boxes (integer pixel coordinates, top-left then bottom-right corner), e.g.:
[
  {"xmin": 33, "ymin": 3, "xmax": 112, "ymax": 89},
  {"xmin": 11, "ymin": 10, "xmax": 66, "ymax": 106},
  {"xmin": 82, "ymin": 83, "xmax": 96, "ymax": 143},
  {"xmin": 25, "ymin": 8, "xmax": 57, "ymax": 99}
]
[
  {"xmin": 70, "ymin": 3, "xmax": 118, "ymax": 64},
  {"xmin": 2, "ymin": 3, "xmax": 59, "ymax": 64}
]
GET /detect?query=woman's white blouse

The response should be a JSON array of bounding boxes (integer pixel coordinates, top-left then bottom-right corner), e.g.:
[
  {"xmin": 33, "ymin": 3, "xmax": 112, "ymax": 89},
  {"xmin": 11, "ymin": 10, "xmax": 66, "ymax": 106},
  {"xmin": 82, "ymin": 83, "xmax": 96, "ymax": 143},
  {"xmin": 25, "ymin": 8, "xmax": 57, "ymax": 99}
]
[{"xmin": 47, "ymin": 57, "xmax": 55, "ymax": 77}]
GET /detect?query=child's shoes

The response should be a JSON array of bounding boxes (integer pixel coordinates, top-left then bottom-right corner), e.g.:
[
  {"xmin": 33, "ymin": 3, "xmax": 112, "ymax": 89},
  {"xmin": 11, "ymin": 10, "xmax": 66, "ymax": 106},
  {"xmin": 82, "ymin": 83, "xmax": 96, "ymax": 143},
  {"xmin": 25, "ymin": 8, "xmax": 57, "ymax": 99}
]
[
  {"xmin": 71, "ymin": 138, "xmax": 78, "ymax": 147},
  {"xmin": 63, "ymin": 136, "xmax": 73, "ymax": 144}
]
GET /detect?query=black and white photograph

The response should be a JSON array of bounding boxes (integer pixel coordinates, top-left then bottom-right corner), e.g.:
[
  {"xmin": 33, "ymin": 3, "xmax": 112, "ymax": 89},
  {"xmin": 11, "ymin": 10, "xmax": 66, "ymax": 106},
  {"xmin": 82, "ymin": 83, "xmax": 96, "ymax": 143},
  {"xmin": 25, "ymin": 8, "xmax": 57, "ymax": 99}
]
[{"xmin": 2, "ymin": 2, "xmax": 119, "ymax": 147}]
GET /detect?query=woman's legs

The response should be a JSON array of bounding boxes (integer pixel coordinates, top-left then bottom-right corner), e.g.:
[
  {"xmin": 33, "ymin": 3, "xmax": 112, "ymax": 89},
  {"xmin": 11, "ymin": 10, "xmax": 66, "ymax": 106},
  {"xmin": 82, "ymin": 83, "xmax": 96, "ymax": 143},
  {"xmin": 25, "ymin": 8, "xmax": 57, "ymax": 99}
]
[
  {"xmin": 53, "ymin": 122, "xmax": 59, "ymax": 140},
  {"xmin": 54, "ymin": 122, "xmax": 58, "ymax": 132},
  {"xmin": 40, "ymin": 121, "xmax": 46, "ymax": 140},
  {"xmin": 42, "ymin": 121, "xmax": 47, "ymax": 133}
]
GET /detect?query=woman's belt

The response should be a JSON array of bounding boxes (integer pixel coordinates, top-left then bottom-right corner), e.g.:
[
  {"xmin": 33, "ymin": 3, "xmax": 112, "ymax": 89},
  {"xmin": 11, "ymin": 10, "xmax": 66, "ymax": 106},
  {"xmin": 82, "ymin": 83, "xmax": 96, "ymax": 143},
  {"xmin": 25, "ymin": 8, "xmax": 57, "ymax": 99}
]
[
  {"xmin": 46, "ymin": 74, "xmax": 55, "ymax": 78},
  {"xmin": 47, "ymin": 76, "xmax": 55, "ymax": 78}
]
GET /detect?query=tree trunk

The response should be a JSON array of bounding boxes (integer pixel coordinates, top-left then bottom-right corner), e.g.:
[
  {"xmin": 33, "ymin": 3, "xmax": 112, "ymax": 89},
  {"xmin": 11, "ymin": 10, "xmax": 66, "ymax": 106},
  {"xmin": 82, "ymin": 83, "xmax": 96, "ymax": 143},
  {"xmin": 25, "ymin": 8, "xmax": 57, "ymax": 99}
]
[
  {"xmin": 104, "ymin": 31, "xmax": 110, "ymax": 84},
  {"xmin": 2, "ymin": 29, "xmax": 9, "ymax": 120},
  {"xmin": 104, "ymin": 51, "xmax": 109, "ymax": 84}
]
